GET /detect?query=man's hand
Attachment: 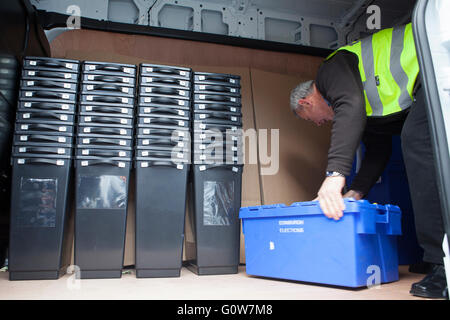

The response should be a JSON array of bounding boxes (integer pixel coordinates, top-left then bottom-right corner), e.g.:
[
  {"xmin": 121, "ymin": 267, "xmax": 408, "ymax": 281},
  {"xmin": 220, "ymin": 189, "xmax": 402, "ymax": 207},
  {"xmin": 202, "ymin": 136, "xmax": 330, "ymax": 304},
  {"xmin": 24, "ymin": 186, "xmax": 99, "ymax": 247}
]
[
  {"xmin": 343, "ymin": 190, "xmax": 364, "ymax": 200},
  {"xmin": 317, "ymin": 176, "xmax": 346, "ymax": 220}
]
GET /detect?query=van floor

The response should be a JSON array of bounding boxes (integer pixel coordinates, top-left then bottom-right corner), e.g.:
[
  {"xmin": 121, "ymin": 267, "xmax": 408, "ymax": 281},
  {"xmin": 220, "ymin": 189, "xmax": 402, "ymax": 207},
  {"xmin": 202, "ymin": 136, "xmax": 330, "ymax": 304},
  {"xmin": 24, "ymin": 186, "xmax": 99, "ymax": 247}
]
[{"xmin": 0, "ymin": 265, "xmax": 432, "ymax": 300}]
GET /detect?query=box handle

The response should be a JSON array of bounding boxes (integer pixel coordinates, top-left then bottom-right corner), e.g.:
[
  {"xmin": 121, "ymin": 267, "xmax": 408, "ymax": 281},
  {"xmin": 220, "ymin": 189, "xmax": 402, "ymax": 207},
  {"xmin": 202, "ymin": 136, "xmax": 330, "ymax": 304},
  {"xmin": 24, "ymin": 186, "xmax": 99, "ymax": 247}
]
[
  {"xmin": 30, "ymin": 91, "xmax": 70, "ymax": 99},
  {"xmin": 197, "ymin": 74, "xmax": 237, "ymax": 82},
  {"xmin": 143, "ymin": 77, "xmax": 187, "ymax": 85},
  {"xmin": 152, "ymin": 66, "xmax": 180, "ymax": 74},
  {"xmin": 140, "ymin": 160, "xmax": 184, "ymax": 168},
  {"xmin": 197, "ymin": 112, "xmax": 241, "ymax": 121},
  {"xmin": 79, "ymin": 159, "xmax": 125, "ymax": 167},
  {"xmin": 21, "ymin": 111, "xmax": 70, "ymax": 121},
  {"xmin": 87, "ymin": 75, "xmax": 127, "ymax": 83},
  {"xmin": 31, "ymin": 60, "xmax": 72, "ymax": 69},
  {"xmin": 87, "ymin": 95, "xmax": 124, "ymax": 103},
  {"xmin": 83, "ymin": 127, "xmax": 128, "ymax": 135},
  {"xmin": 93, "ymin": 63, "xmax": 130, "ymax": 72},
  {"xmin": 19, "ymin": 147, "xmax": 67, "ymax": 155},
  {"xmin": 81, "ymin": 149, "xmax": 124, "ymax": 157},
  {"xmin": 19, "ymin": 123, "xmax": 67, "ymax": 132},
  {"xmin": 140, "ymin": 150, "xmax": 177, "ymax": 158},
  {"xmin": 197, "ymin": 85, "xmax": 236, "ymax": 93},
  {"xmin": 23, "ymin": 134, "xmax": 67, "ymax": 143},
  {"xmin": 88, "ymin": 83, "xmax": 128, "ymax": 92},
  {"xmin": 29, "ymin": 70, "xmax": 72, "ymax": 79},
  {"xmin": 195, "ymin": 118, "xmax": 241, "ymax": 127},
  {"xmin": 80, "ymin": 159, "xmax": 126, "ymax": 167},
  {"xmin": 196, "ymin": 103, "xmax": 241, "ymax": 113},
  {"xmin": 195, "ymin": 126, "xmax": 231, "ymax": 134},
  {"xmin": 198, "ymin": 164, "xmax": 241, "ymax": 172},
  {"xmin": 145, "ymin": 96, "xmax": 175, "ymax": 104},
  {"xmin": 150, "ymin": 137, "xmax": 178, "ymax": 144},
  {"xmin": 140, "ymin": 128, "xmax": 186, "ymax": 136},
  {"xmin": 26, "ymin": 80, "xmax": 70, "ymax": 89},
  {"xmin": 196, "ymin": 141, "xmax": 235, "ymax": 148},
  {"xmin": 375, "ymin": 206, "xmax": 389, "ymax": 224},
  {"xmin": 83, "ymin": 138, "xmax": 124, "ymax": 146},
  {"xmin": 142, "ymin": 106, "xmax": 185, "ymax": 115},
  {"xmin": 198, "ymin": 94, "xmax": 237, "ymax": 102},
  {"xmin": 20, "ymin": 102, "xmax": 72, "ymax": 111},
  {"xmin": 141, "ymin": 138, "xmax": 179, "ymax": 146},
  {"xmin": 142, "ymin": 117, "xmax": 184, "ymax": 126},
  {"xmin": 145, "ymin": 66, "xmax": 184, "ymax": 75},
  {"xmin": 16, "ymin": 158, "xmax": 66, "ymax": 166},
  {"xmin": 144, "ymin": 86, "xmax": 181, "ymax": 95},
  {"xmin": 197, "ymin": 149, "xmax": 237, "ymax": 157},
  {"xmin": 83, "ymin": 116, "xmax": 127, "ymax": 125},
  {"xmin": 137, "ymin": 145, "xmax": 177, "ymax": 152},
  {"xmin": 83, "ymin": 105, "xmax": 127, "ymax": 114}
]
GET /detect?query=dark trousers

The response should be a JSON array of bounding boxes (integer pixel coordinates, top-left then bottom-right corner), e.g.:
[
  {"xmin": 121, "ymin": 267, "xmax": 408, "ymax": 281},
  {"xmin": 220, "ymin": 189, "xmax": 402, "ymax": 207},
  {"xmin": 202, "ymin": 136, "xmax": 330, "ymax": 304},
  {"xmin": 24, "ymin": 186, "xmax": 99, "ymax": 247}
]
[{"xmin": 401, "ymin": 88, "xmax": 445, "ymax": 265}]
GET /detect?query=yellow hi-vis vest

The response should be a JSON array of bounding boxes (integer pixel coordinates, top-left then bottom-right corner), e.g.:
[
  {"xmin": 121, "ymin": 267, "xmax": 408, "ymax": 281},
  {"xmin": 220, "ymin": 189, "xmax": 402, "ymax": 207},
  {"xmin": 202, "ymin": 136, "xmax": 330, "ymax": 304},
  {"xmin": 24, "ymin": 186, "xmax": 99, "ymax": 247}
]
[{"xmin": 326, "ymin": 23, "xmax": 420, "ymax": 117}]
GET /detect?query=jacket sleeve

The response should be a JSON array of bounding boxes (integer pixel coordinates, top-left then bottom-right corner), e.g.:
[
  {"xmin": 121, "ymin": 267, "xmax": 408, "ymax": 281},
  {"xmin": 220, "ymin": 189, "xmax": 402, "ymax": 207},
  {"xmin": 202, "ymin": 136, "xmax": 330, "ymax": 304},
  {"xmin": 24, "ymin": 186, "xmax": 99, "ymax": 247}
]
[
  {"xmin": 316, "ymin": 52, "xmax": 367, "ymax": 176},
  {"xmin": 349, "ymin": 131, "xmax": 393, "ymax": 196}
]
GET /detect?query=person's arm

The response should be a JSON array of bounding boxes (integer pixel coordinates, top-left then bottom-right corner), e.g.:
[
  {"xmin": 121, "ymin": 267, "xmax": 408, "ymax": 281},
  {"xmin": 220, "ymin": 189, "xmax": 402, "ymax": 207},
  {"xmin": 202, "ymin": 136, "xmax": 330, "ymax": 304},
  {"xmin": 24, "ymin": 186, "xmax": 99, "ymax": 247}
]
[
  {"xmin": 347, "ymin": 132, "xmax": 393, "ymax": 198},
  {"xmin": 315, "ymin": 52, "xmax": 366, "ymax": 220},
  {"xmin": 320, "ymin": 53, "xmax": 367, "ymax": 176}
]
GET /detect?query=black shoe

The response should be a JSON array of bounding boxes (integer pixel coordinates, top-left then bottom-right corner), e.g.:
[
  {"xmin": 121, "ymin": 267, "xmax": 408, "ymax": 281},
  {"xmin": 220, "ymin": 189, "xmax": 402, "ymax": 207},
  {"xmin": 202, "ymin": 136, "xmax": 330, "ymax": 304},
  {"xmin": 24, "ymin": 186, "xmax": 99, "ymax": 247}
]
[
  {"xmin": 409, "ymin": 261, "xmax": 433, "ymax": 274},
  {"xmin": 410, "ymin": 264, "xmax": 448, "ymax": 299}
]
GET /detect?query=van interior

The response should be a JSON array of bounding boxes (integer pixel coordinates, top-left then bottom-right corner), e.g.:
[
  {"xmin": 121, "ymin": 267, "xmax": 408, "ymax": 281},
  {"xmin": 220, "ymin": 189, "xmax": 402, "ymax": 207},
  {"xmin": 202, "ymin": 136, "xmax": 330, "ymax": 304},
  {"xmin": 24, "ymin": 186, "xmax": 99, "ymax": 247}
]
[{"xmin": 0, "ymin": 0, "xmax": 448, "ymax": 300}]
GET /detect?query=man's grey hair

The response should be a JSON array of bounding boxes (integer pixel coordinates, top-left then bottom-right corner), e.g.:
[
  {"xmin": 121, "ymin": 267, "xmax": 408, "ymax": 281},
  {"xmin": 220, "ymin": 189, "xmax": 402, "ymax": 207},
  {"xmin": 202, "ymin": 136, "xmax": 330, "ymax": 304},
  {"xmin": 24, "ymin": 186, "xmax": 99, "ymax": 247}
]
[{"xmin": 290, "ymin": 80, "xmax": 314, "ymax": 116}]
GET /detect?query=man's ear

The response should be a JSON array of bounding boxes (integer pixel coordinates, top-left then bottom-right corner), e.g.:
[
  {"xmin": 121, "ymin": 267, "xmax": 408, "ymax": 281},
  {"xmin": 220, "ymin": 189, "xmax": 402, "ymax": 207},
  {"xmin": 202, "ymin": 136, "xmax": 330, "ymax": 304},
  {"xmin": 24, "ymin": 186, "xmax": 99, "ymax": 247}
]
[{"xmin": 298, "ymin": 98, "xmax": 311, "ymax": 107}]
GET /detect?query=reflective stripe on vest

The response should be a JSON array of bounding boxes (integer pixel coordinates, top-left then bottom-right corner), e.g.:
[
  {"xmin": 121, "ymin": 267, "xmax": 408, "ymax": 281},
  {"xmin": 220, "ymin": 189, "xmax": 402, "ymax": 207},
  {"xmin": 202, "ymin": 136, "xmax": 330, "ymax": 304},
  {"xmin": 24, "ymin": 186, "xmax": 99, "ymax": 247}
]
[{"xmin": 326, "ymin": 23, "xmax": 419, "ymax": 117}]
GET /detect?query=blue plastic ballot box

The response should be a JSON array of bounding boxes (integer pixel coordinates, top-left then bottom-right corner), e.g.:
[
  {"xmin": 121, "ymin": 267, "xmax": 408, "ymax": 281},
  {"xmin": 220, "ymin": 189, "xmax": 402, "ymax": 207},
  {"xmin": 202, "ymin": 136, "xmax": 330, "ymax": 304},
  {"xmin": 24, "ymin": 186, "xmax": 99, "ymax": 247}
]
[{"xmin": 239, "ymin": 199, "xmax": 402, "ymax": 288}]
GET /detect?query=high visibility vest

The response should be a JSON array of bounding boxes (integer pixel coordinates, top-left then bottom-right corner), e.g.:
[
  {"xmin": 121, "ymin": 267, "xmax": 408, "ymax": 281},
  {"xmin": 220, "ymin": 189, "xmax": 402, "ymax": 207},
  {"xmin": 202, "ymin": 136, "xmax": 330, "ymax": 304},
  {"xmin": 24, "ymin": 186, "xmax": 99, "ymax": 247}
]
[{"xmin": 326, "ymin": 23, "xmax": 419, "ymax": 117}]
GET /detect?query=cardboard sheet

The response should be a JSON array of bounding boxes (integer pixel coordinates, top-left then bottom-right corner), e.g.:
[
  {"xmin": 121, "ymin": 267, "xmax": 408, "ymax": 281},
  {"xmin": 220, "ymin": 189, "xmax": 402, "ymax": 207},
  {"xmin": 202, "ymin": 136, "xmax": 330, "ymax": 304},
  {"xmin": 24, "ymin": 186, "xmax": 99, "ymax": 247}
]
[
  {"xmin": 51, "ymin": 29, "xmax": 322, "ymax": 76},
  {"xmin": 250, "ymin": 69, "xmax": 331, "ymax": 206}
]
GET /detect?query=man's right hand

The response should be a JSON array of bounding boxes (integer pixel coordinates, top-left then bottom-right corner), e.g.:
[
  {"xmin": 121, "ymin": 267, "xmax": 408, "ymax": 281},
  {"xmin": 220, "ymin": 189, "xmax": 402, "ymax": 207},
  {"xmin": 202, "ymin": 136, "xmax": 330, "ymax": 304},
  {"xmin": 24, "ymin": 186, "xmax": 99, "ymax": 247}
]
[
  {"xmin": 316, "ymin": 176, "xmax": 346, "ymax": 220},
  {"xmin": 343, "ymin": 190, "xmax": 364, "ymax": 200}
]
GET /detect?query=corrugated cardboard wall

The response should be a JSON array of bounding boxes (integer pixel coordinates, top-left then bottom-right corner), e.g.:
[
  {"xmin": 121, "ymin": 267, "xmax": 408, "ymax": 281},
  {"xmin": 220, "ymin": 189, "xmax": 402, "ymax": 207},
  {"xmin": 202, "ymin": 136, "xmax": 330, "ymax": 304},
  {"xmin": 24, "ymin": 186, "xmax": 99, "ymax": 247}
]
[
  {"xmin": 50, "ymin": 29, "xmax": 327, "ymax": 266},
  {"xmin": 251, "ymin": 69, "xmax": 331, "ymax": 205}
]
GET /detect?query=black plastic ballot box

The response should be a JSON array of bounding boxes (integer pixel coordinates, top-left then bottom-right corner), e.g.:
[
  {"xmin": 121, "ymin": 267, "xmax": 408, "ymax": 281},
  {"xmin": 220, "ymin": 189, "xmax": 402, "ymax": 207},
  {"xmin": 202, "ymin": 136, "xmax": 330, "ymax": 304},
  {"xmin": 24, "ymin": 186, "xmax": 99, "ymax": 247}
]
[
  {"xmin": 9, "ymin": 158, "xmax": 73, "ymax": 280},
  {"xmin": 134, "ymin": 160, "xmax": 190, "ymax": 278},
  {"xmin": 185, "ymin": 164, "xmax": 243, "ymax": 275},
  {"xmin": 74, "ymin": 160, "xmax": 131, "ymax": 279},
  {"xmin": 8, "ymin": 56, "xmax": 79, "ymax": 281},
  {"xmin": 134, "ymin": 63, "xmax": 192, "ymax": 278}
]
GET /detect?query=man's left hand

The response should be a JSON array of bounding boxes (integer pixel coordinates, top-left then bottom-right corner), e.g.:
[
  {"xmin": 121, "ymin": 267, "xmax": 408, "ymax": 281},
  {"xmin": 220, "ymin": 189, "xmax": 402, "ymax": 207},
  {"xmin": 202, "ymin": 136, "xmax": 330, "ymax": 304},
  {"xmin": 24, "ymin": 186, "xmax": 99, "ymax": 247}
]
[{"xmin": 317, "ymin": 176, "xmax": 346, "ymax": 220}]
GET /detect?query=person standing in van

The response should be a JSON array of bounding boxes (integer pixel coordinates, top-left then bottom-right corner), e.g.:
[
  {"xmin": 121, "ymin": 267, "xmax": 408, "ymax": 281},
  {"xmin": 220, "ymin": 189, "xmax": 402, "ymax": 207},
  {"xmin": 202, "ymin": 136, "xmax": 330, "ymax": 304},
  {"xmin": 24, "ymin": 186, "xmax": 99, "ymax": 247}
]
[{"xmin": 290, "ymin": 23, "xmax": 447, "ymax": 299}]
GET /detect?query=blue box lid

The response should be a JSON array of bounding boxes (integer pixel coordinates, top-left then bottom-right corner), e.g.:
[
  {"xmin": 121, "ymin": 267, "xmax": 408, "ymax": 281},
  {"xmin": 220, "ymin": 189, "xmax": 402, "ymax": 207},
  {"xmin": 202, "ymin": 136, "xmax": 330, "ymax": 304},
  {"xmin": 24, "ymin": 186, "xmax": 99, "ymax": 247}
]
[
  {"xmin": 239, "ymin": 199, "xmax": 398, "ymax": 218},
  {"xmin": 239, "ymin": 199, "xmax": 402, "ymax": 235}
]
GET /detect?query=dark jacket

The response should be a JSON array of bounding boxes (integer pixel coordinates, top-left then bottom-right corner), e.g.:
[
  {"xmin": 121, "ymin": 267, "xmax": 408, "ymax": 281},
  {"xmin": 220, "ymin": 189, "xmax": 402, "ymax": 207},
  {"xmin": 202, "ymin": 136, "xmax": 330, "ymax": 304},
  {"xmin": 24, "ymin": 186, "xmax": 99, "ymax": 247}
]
[{"xmin": 315, "ymin": 50, "xmax": 409, "ymax": 196}]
